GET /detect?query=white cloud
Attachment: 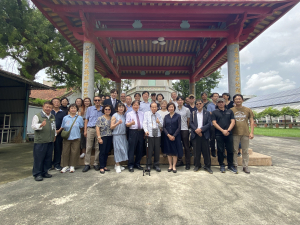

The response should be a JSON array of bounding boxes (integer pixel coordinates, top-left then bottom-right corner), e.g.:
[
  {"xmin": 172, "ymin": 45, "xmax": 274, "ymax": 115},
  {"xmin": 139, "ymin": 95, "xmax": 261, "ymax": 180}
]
[
  {"xmin": 280, "ymin": 57, "xmax": 300, "ymax": 66},
  {"xmin": 240, "ymin": 47, "xmax": 253, "ymax": 65},
  {"xmin": 245, "ymin": 70, "xmax": 296, "ymax": 92}
]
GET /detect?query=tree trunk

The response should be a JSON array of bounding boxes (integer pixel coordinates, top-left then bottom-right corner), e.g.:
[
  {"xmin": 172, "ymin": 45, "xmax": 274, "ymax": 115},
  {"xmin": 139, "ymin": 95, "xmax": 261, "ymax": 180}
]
[
  {"xmin": 269, "ymin": 116, "xmax": 273, "ymax": 128},
  {"xmin": 284, "ymin": 115, "xmax": 286, "ymax": 129}
]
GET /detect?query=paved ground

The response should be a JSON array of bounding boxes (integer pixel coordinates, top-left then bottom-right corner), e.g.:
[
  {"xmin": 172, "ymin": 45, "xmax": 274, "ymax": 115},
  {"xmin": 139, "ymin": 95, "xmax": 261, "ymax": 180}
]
[{"xmin": 0, "ymin": 136, "xmax": 300, "ymax": 224}]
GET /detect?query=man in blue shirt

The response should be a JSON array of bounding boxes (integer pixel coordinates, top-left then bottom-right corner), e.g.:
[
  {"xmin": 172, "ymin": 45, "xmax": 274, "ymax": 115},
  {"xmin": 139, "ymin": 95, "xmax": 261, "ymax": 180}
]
[
  {"xmin": 83, "ymin": 96, "xmax": 103, "ymax": 172},
  {"xmin": 51, "ymin": 98, "xmax": 67, "ymax": 171},
  {"xmin": 139, "ymin": 91, "xmax": 151, "ymax": 113},
  {"xmin": 206, "ymin": 93, "xmax": 219, "ymax": 157},
  {"xmin": 125, "ymin": 95, "xmax": 133, "ymax": 114}
]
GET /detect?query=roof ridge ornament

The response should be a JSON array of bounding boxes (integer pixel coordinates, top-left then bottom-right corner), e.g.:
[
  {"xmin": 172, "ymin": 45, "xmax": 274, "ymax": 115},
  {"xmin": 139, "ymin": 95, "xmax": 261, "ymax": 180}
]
[{"xmin": 132, "ymin": 20, "xmax": 143, "ymax": 29}]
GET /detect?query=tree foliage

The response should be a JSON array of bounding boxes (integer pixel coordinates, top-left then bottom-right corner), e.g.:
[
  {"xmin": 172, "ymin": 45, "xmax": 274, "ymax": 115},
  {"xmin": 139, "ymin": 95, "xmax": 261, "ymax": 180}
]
[
  {"xmin": 172, "ymin": 70, "xmax": 223, "ymax": 99},
  {"xmin": 0, "ymin": 0, "xmax": 82, "ymax": 86},
  {"xmin": 280, "ymin": 107, "xmax": 299, "ymax": 129},
  {"xmin": 260, "ymin": 107, "xmax": 281, "ymax": 128},
  {"xmin": 121, "ymin": 79, "xmax": 132, "ymax": 93},
  {"xmin": 94, "ymin": 72, "xmax": 115, "ymax": 96}
]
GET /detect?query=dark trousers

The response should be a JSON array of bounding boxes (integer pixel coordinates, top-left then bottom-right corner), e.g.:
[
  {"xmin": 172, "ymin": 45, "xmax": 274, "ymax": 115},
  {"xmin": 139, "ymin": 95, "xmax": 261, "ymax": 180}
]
[
  {"xmin": 209, "ymin": 126, "xmax": 216, "ymax": 154},
  {"xmin": 216, "ymin": 135, "xmax": 234, "ymax": 167},
  {"xmin": 192, "ymin": 135, "xmax": 211, "ymax": 168},
  {"xmin": 99, "ymin": 136, "xmax": 112, "ymax": 169},
  {"xmin": 52, "ymin": 133, "xmax": 63, "ymax": 167},
  {"xmin": 147, "ymin": 136, "xmax": 161, "ymax": 167},
  {"xmin": 160, "ymin": 132, "xmax": 165, "ymax": 154},
  {"xmin": 128, "ymin": 130, "xmax": 144, "ymax": 168},
  {"xmin": 32, "ymin": 142, "xmax": 53, "ymax": 177},
  {"xmin": 178, "ymin": 130, "xmax": 190, "ymax": 164}
]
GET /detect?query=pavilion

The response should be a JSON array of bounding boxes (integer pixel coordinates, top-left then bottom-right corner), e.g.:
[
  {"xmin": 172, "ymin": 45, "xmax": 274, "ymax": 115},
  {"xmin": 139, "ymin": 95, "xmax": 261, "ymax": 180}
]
[{"xmin": 32, "ymin": 0, "xmax": 299, "ymax": 100}]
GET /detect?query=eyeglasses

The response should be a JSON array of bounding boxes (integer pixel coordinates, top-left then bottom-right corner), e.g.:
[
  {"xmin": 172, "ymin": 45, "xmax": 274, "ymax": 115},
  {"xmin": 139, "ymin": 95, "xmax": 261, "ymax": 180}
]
[
  {"xmin": 94, "ymin": 100, "xmax": 101, "ymax": 102},
  {"xmin": 105, "ymin": 109, "xmax": 111, "ymax": 111}
]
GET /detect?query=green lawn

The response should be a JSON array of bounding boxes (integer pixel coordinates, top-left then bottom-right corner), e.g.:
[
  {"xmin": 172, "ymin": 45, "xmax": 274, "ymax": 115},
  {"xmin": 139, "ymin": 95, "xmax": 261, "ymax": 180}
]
[{"xmin": 254, "ymin": 127, "xmax": 300, "ymax": 138}]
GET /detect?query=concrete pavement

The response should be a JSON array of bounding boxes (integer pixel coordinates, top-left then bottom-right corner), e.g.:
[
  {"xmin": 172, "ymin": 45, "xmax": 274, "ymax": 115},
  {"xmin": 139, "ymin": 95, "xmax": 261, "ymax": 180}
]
[{"xmin": 0, "ymin": 136, "xmax": 300, "ymax": 224}]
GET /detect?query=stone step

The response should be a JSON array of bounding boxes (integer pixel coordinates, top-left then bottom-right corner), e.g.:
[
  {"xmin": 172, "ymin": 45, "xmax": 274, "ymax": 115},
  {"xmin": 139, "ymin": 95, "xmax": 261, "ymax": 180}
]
[{"xmin": 78, "ymin": 148, "xmax": 272, "ymax": 167}]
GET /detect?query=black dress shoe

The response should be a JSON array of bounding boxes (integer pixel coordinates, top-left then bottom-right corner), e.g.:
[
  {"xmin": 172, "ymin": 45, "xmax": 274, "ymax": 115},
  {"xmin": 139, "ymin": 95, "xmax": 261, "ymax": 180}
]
[
  {"xmin": 100, "ymin": 169, "xmax": 105, "ymax": 174},
  {"xmin": 167, "ymin": 168, "xmax": 173, "ymax": 172},
  {"xmin": 185, "ymin": 164, "xmax": 190, "ymax": 170},
  {"xmin": 173, "ymin": 169, "xmax": 177, "ymax": 173},
  {"xmin": 193, "ymin": 166, "xmax": 200, "ymax": 172},
  {"xmin": 82, "ymin": 165, "xmax": 90, "ymax": 172},
  {"xmin": 42, "ymin": 173, "xmax": 52, "ymax": 178},
  {"xmin": 204, "ymin": 166, "xmax": 213, "ymax": 174},
  {"xmin": 129, "ymin": 167, "xmax": 134, "ymax": 172},
  {"xmin": 211, "ymin": 152, "xmax": 216, "ymax": 157},
  {"xmin": 154, "ymin": 166, "xmax": 161, "ymax": 172},
  {"xmin": 35, "ymin": 176, "xmax": 43, "ymax": 181},
  {"xmin": 94, "ymin": 165, "xmax": 100, "ymax": 171},
  {"xmin": 104, "ymin": 168, "xmax": 110, "ymax": 171},
  {"xmin": 134, "ymin": 165, "xmax": 144, "ymax": 170}
]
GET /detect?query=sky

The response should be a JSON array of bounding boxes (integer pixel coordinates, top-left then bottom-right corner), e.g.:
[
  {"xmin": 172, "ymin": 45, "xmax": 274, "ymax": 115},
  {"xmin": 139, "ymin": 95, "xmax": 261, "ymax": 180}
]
[{"xmin": 1, "ymin": 3, "xmax": 299, "ymax": 97}]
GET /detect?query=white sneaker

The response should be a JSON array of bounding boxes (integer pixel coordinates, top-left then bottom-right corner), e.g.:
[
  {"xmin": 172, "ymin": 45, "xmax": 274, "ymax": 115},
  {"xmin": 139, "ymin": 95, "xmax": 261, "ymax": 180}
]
[
  {"xmin": 115, "ymin": 164, "xmax": 125, "ymax": 171},
  {"xmin": 116, "ymin": 166, "xmax": 121, "ymax": 173},
  {"xmin": 80, "ymin": 153, "xmax": 85, "ymax": 158},
  {"xmin": 61, "ymin": 166, "xmax": 70, "ymax": 173},
  {"xmin": 69, "ymin": 166, "xmax": 75, "ymax": 173}
]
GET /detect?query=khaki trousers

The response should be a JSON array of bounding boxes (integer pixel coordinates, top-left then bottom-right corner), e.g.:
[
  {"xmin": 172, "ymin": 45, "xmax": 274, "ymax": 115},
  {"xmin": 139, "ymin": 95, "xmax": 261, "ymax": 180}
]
[
  {"xmin": 61, "ymin": 139, "xmax": 80, "ymax": 167},
  {"xmin": 85, "ymin": 127, "xmax": 100, "ymax": 166},
  {"xmin": 233, "ymin": 135, "xmax": 249, "ymax": 167}
]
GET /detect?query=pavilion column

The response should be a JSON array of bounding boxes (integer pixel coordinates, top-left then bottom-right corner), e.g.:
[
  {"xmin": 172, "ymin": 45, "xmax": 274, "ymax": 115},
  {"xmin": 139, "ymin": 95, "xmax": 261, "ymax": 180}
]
[
  {"xmin": 116, "ymin": 79, "xmax": 121, "ymax": 100},
  {"xmin": 82, "ymin": 41, "xmax": 95, "ymax": 100},
  {"xmin": 227, "ymin": 28, "xmax": 241, "ymax": 97},
  {"xmin": 189, "ymin": 77, "xmax": 196, "ymax": 97}
]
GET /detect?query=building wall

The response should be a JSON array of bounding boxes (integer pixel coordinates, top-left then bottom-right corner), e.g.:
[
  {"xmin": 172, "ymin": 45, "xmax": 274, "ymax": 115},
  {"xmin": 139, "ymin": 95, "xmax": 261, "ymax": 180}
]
[
  {"xmin": 0, "ymin": 76, "xmax": 26, "ymax": 137},
  {"xmin": 27, "ymin": 105, "xmax": 42, "ymax": 134}
]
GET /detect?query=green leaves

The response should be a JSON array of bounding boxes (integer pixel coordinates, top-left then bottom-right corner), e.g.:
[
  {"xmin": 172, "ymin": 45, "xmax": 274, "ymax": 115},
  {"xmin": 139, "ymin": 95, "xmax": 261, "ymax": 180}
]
[{"xmin": 172, "ymin": 70, "xmax": 223, "ymax": 99}]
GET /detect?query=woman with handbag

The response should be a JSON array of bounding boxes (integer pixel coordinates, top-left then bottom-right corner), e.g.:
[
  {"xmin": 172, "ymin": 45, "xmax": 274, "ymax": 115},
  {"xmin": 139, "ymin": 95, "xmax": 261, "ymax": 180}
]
[{"xmin": 60, "ymin": 104, "xmax": 84, "ymax": 173}]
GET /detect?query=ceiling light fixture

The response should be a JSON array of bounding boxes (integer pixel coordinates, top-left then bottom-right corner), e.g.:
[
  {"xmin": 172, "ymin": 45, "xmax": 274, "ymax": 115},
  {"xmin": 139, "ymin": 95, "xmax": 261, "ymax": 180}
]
[
  {"xmin": 152, "ymin": 37, "xmax": 166, "ymax": 45},
  {"xmin": 165, "ymin": 71, "xmax": 170, "ymax": 76},
  {"xmin": 140, "ymin": 71, "xmax": 146, "ymax": 76},
  {"xmin": 180, "ymin": 20, "xmax": 190, "ymax": 29},
  {"xmin": 132, "ymin": 20, "xmax": 143, "ymax": 29}
]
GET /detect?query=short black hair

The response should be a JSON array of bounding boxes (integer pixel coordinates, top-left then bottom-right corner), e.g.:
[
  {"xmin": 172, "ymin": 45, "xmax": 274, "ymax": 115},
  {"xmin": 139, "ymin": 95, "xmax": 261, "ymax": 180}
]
[
  {"xmin": 151, "ymin": 93, "xmax": 156, "ymax": 96},
  {"xmin": 99, "ymin": 94, "xmax": 104, "ymax": 98},
  {"xmin": 176, "ymin": 96, "xmax": 184, "ymax": 101},
  {"xmin": 110, "ymin": 89, "xmax": 118, "ymax": 94},
  {"xmin": 94, "ymin": 96, "xmax": 101, "ymax": 100},
  {"xmin": 167, "ymin": 102, "xmax": 176, "ymax": 111},
  {"xmin": 195, "ymin": 99, "xmax": 203, "ymax": 104},
  {"xmin": 43, "ymin": 101, "xmax": 53, "ymax": 106},
  {"xmin": 68, "ymin": 103, "xmax": 79, "ymax": 111},
  {"xmin": 201, "ymin": 92, "xmax": 208, "ymax": 97},
  {"xmin": 222, "ymin": 92, "xmax": 231, "ymax": 100},
  {"xmin": 142, "ymin": 91, "xmax": 149, "ymax": 96},
  {"xmin": 60, "ymin": 97, "xmax": 69, "ymax": 104},
  {"xmin": 210, "ymin": 93, "xmax": 219, "ymax": 98},
  {"xmin": 51, "ymin": 98, "xmax": 60, "ymax": 103},
  {"xmin": 131, "ymin": 100, "xmax": 140, "ymax": 106},
  {"xmin": 134, "ymin": 93, "xmax": 141, "ymax": 97},
  {"xmin": 102, "ymin": 104, "xmax": 112, "ymax": 114},
  {"xmin": 156, "ymin": 93, "xmax": 164, "ymax": 100},
  {"xmin": 233, "ymin": 94, "xmax": 244, "ymax": 101}
]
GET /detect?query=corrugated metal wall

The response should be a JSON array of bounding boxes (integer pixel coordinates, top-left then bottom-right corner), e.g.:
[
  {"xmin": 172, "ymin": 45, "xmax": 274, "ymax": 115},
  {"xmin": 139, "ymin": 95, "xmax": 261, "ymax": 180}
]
[
  {"xmin": 0, "ymin": 76, "xmax": 26, "ymax": 136},
  {"xmin": 27, "ymin": 105, "xmax": 42, "ymax": 134}
]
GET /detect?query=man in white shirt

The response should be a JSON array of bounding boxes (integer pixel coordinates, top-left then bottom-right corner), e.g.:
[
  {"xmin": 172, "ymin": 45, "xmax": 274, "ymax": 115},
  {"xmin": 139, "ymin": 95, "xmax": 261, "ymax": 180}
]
[
  {"xmin": 175, "ymin": 96, "xmax": 191, "ymax": 169},
  {"xmin": 169, "ymin": 91, "xmax": 178, "ymax": 107},
  {"xmin": 143, "ymin": 102, "xmax": 163, "ymax": 172},
  {"xmin": 31, "ymin": 101, "xmax": 57, "ymax": 181},
  {"xmin": 190, "ymin": 99, "xmax": 213, "ymax": 173}
]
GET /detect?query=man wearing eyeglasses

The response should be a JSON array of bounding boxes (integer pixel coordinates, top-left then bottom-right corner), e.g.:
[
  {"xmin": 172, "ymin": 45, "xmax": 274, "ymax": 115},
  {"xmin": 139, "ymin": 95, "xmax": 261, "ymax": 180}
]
[{"xmin": 83, "ymin": 96, "xmax": 104, "ymax": 172}]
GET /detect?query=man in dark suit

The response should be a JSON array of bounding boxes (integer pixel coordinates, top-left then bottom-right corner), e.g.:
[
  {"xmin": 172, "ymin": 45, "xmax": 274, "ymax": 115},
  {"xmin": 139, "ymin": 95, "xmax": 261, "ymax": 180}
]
[
  {"xmin": 190, "ymin": 99, "xmax": 213, "ymax": 174},
  {"xmin": 103, "ymin": 89, "xmax": 121, "ymax": 116}
]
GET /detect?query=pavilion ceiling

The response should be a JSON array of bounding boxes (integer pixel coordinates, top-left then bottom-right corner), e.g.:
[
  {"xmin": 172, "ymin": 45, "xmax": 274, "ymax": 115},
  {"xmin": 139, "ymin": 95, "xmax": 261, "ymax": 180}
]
[{"xmin": 32, "ymin": 0, "xmax": 299, "ymax": 81}]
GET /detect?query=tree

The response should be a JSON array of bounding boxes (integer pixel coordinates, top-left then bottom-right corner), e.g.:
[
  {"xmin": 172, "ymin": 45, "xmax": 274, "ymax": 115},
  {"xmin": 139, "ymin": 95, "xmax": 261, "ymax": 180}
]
[
  {"xmin": 260, "ymin": 107, "xmax": 281, "ymax": 128},
  {"xmin": 121, "ymin": 79, "xmax": 132, "ymax": 93},
  {"xmin": 0, "ymin": 0, "xmax": 82, "ymax": 86},
  {"xmin": 172, "ymin": 70, "xmax": 223, "ymax": 99},
  {"xmin": 94, "ymin": 72, "xmax": 115, "ymax": 96},
  {"xmin": 280, "ymin": 107, "xmax": 299, "ymax": 129}
]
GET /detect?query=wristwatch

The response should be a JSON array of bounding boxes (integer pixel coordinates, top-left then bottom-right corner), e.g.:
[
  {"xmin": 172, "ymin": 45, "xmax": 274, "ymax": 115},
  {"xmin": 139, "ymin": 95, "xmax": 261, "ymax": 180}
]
[{"xmin": 97, "ymin": 136, "xmax": 101, "ymax": 139}]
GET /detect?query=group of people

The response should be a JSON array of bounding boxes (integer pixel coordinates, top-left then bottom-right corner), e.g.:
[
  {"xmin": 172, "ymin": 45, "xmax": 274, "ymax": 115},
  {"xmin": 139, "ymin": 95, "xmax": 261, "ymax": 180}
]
[{"xmin": 31, "ymin": 89, "xmax": 254, "ymax": 182}]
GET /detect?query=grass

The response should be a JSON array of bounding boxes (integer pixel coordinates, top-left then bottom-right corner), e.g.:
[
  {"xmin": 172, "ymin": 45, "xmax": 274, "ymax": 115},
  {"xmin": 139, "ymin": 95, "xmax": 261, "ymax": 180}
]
[{"xmin": 254, "ymin": 127, "xmax": 300, "ymax": 138}]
